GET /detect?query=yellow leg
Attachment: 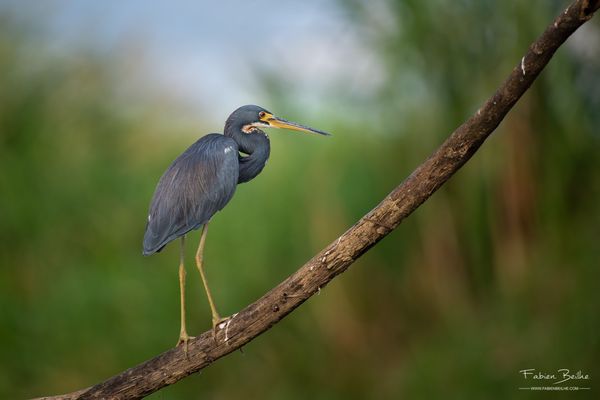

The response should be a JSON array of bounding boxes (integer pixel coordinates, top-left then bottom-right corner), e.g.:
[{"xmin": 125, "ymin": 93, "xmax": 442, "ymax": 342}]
[
  {"xmin": 177, "ymin": 236, "xmax": 194, "ymax": 353},
  {"xmin": 194, "ymin": 223, "xmax": 225, "ymax": 330}
]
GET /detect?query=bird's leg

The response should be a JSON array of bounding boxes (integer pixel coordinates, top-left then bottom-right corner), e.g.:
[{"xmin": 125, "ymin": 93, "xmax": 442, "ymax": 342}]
[
  {"xmin": 194, "ymin": 223, "xmax": 227, "ymax": 338},
  {"xmin": 177, "ymin": 236, "xmax": 194, "ymax": 354}
]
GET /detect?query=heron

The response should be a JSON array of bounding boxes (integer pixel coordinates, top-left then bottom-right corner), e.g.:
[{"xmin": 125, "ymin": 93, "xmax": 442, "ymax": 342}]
[{"xmin": 143, "ymin": 105, "xmax": 330, "ymax": 348}]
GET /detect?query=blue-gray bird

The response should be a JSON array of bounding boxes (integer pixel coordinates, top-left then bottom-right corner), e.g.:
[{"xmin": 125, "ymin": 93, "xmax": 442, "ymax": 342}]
[{"xmin": 143, "ymin": 105, "xmax": 330, "ymax": 347}]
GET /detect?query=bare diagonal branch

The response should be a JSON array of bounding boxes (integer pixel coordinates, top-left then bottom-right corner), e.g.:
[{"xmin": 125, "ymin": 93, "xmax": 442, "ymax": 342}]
[{"xmin": 35, "ymin": 1, "xmax": 599, "ymax": 399}]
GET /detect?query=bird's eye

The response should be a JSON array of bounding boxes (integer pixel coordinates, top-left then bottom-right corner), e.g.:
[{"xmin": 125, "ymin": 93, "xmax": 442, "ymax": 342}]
[{"xmin": 259, "ymin": 111, "xmax": 266, "ymax": 119}]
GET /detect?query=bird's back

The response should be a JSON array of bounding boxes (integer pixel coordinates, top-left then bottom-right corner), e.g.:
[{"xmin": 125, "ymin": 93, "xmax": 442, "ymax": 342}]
[{"xmin": 143, "ymin": 134, "xmax": 239, "ymax": 255}]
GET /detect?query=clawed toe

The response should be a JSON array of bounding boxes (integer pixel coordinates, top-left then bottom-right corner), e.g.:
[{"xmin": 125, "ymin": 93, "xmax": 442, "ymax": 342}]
[
  {"xmin": 177, "ymin": 333, "xmax": 195, "ymax": 356},
  {"xmin": 212, "ymin": 316, "xmax": 231, "ymax": 342}
]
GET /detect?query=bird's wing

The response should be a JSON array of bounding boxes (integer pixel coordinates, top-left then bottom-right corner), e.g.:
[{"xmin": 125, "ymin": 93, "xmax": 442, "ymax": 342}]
[{"xmin": 143, "ymin": 134, "xmax": 239, "ymax": 255}]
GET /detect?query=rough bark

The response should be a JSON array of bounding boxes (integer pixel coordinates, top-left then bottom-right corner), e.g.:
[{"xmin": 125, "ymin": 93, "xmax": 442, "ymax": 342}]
[{"xmin": 34, "ymin": 1, "xmax": 599, "ymax": 399}]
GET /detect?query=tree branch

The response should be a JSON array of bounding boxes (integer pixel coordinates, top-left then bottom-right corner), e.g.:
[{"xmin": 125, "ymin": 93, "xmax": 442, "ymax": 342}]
[{"xmin": 35, "ymin": 1, "xmax": 599, "ymax": 399}]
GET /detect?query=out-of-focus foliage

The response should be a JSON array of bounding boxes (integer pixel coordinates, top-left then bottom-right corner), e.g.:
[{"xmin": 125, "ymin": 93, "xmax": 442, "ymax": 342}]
[{"xmin": 1, "ymin": 1, "xmax": 599, "ymax": 399}]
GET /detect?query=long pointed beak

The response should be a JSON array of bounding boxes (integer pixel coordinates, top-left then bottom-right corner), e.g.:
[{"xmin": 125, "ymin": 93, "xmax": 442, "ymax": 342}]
[{"xmin": 265, "ymin": 116, "xmax": 331, "ymax": 136}]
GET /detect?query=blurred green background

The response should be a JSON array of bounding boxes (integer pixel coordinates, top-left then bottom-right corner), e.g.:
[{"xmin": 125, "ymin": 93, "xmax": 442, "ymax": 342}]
[{"xmin": 1, "ymin": 1, "xmax": 599, "ymax": 399}]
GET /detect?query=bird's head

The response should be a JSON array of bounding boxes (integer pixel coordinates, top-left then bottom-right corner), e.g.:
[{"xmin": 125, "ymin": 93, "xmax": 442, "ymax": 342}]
[{"xmin": 226, "ymin": 105, "xmax": 331, "ymax": 137}]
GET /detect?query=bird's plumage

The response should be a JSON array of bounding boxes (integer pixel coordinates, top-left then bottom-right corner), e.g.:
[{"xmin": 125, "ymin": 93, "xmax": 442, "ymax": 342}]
[
  {"xmin": 143, "ymin": 134, "xmax": 240, "ymax": 255},
  {"xmin": 143, "ymin": 104, "xmax": 328, "ymax": 257}
]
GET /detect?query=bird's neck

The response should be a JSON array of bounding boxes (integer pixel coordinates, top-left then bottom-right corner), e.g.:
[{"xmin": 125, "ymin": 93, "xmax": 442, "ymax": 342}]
[{"xmin": 224, "ymin": 120, "xmax": 271, "ymax": 184}]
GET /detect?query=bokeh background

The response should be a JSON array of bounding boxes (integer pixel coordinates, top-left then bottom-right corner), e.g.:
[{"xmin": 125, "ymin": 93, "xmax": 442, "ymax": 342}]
[{"xmin": 1, "ymin": 0, "xmax": 599, "ymax": 398}]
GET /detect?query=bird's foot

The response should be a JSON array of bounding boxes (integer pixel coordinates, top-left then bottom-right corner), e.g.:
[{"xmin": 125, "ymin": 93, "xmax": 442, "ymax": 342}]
[
  {"xmin": 177, "ymin": 332, "xmax": 195, "ymax": 358},
  {"xmin": 212, "ymin": 315, "xmax": 232, "ymax": 343}
]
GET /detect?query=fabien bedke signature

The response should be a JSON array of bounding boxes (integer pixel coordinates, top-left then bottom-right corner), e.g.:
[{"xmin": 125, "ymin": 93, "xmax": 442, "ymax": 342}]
[{"xmin": 519, "ymin": 368, "xmax": 591, "ymax": 391}]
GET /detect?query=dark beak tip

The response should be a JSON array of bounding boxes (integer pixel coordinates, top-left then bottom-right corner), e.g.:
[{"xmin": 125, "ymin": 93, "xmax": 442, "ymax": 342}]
[{"xmin": 306, "ymin": 128, "xmax": 331, "ymax": 137}]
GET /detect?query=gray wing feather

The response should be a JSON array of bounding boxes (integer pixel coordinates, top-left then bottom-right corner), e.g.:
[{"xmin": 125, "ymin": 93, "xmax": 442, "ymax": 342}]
[{"xmin": 143, "ymin": 134, "xmax": 239, "ymax": 255}]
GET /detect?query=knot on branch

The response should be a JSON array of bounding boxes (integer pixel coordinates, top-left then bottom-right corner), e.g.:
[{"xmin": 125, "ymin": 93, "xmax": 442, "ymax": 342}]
[{"xmin": 581, "ymin": 0, "xmax": 600, "ymax": 18}]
